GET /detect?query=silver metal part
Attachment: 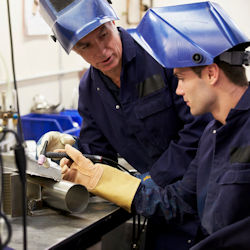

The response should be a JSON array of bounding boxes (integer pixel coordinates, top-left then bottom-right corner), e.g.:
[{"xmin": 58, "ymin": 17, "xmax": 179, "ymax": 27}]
[
  {"xmin": 2, "ymin": 150, "xmax": 62, "ymax": 181},
  {"xmin": 2, "ymin": 147, "xmax": 89, "ymax": 214},
  {"xmin": 3, "ymin": 171, "xmax": 23, "ymax": 217},
  {"xmin": 27, "ymin": 175, "xmax": 89, "ymax": 213}
]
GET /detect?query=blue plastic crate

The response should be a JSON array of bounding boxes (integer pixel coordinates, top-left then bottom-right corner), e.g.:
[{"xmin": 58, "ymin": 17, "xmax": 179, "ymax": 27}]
[
  {"xmin": 60, "ymin": 109, "xmax": 82, "ymax": 126},
  {"xmin": 21, "ymin": 110, "xmax": 82, "ymax": 142}
]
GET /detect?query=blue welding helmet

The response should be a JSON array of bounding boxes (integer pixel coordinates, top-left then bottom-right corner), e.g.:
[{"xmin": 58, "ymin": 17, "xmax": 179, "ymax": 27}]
[
  {"xmin": 128, "ymin": 1, "xmax": 250, "ymax": 68},
  {"xmin": 39, "ymin": 0, "xmax": 119, "ymax": 54}
]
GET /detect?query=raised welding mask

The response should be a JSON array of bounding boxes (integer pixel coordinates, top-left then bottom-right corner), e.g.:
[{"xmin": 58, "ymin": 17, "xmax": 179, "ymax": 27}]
[
  {"xmin": 128, "ymin": 1, "xmax": 250, "ymax": 68},
  {"xmin": 39, "ymin": 0, "xmax": 119, "ymax": 54}
]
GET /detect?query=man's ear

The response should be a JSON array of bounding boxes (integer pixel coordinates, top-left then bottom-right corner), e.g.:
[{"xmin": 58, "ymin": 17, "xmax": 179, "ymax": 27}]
[{"xmin": 206, "ymin": 63, "xmax": 219, "ymax": 85}]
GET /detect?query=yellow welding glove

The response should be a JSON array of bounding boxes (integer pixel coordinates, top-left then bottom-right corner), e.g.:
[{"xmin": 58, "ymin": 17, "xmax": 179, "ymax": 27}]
[
  {"xmin": 37, "ymin": 131, "xmax": 76, "ymax": 168},
  {"xmin": 60, "ymin": 144, "xmax": 141, "ymax": 212}
]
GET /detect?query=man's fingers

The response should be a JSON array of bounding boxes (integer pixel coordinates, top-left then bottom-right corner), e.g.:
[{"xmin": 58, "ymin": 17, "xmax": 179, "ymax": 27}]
[
  {"xmin": 61, "ymin": 165, "xmax": 69, "ymax": 175},
  {"xmin": 60, "ymin": 157, "xmax": 70, "ymax": 168},
  {"xmin": 43, "ymin": 160, "xmax": 50, "ymax": 168},
  {"xmin": 61, "ymin": 166, "xmax": 78, "ymax": 182},
  {"xmin": 49, "ymin": 131, "xmax": 62, "ymax": 141},
  {"xmin": 60, "ymin": 134, "xmax": 75, "ymax": 145},
  {"xmin": 54, "ymin": 148, "xmax": 66, "ymax": 153}
]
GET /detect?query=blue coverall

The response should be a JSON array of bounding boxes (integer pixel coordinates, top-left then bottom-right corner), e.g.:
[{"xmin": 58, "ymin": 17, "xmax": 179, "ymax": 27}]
[
  {"xmin": 133, "ymin": 86, "xmax": 250, "ymax": 249},
  {"xmin": 77, "ymin": 27, "xmax": 211, "ymax": 249}
]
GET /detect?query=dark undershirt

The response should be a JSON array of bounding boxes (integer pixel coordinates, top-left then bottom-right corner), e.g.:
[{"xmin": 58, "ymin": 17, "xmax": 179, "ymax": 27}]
[{"xmin": 99, "ymin": 71, "xmax": 121, "ymax": 104}]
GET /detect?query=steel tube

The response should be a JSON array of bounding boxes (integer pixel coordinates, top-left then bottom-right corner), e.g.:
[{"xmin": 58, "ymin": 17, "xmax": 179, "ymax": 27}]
[{"xmin": 27, "ymin": 175, "xmax": 89, "ymax": 213}]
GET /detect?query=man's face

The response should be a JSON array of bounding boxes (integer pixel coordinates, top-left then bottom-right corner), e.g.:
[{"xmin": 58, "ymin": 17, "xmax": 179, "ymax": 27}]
[
  {"xmin": 174, "ymin": 67, "xmax": 216, "ymax": 116},
  {"xmin": 73, "ymin": 22, "xmax": 122, "ymax": 75}
]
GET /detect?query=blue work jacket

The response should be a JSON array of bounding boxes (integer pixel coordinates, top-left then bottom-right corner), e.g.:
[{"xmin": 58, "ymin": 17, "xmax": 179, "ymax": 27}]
[{"xmin": 133, "ymin": 86, "xmax": 250, "ymax": 249}]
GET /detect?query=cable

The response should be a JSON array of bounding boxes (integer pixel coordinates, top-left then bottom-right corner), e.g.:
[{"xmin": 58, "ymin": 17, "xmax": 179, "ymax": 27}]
[
  {"xmin": 131, "ymin": 214, "xmax": 147, "ymax": 249},
  {"xmin": 100, "ymin": 156, "xmax": 132, "ymax": 174},
  {"xmin": 43, "ymin": 150, "xmax": 132, "ymax": 174},
  {"xmin": 0, "ymin": 211, "xmax": 12, "ymax": 249},
  {"xmin": 0, "ymin": 128, "xmax": 22, "ymax": 145},
  {"xmin": 5, "ymin": 1, "xmax": 31, "ymax": 248},
  {"xmin": 6, "ymin": 0, "xmax": 25, "ymax": 144}
]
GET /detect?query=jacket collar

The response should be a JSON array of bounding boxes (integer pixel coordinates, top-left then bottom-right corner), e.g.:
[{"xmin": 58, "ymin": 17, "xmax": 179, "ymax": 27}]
[
  {"xmin": 234, "ymin": 85, "xmax": 250, "ymax": 110},
  {"xmin": 226, "ymin": 85, "xmax": 250, "ymax": 121},
  {"xmin": 118, "ymin": 27, "xmax": 137, "ymax": 66}
]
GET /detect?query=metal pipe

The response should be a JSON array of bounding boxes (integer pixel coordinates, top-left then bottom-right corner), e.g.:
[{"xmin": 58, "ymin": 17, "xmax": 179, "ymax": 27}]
[{"xmin": 27, "ymin": 176, "xmax": 89, "ymax": 213}]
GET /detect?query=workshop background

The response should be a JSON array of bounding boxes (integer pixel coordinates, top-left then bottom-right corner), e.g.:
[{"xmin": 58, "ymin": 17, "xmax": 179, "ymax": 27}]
[
  {"xmin": 0, "ymin": 0, "xmax": 249, "ymax": 116},
  {"xmin": 0, "ymin": 1, "xmax": 249, "ymax": 250}
]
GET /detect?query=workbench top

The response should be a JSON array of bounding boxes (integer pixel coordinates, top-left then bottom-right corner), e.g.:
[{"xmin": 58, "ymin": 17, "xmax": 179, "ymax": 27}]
[{"xmin": 8, "ymin": 197, "xmax": 131, "ymax": 250}]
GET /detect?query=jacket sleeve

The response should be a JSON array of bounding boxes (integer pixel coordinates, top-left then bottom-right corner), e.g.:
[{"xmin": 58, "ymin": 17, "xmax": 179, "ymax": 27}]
[
  {"xmin": 150, "ymin": 68, "xmax": 212, "ymax": 187},
  {"xmin": 190, "ymin": 216, "xmax": 250, "ymax": 250},
  {"xmin": 132, "ymin": 158, "xmax": 198, "ymax": 223},
  {"xmin": 77, "ymin": 74, "xmax": 118, "ymax": 162}
]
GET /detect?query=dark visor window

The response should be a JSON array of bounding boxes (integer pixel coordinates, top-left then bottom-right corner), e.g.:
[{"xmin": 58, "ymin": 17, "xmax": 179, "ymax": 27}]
[{"xmin": 49, "ymin": 0, "xmax": 75, "ymax": 12}]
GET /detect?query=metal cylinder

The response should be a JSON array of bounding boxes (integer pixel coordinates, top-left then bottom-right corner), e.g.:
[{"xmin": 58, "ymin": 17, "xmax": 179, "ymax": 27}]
[{"xmin": 27, "ymin": 175, "xmax": 89, "ymax": 213}]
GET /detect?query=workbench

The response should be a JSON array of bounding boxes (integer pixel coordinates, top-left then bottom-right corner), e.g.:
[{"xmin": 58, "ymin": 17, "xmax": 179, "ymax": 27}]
[
  {"xmin": 8, "ymin": 197, "xmax": 131, "ymax": 250},
  {"xmin": 2, "ymin": 147, "xmax": 134, "ymax": 249}
]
